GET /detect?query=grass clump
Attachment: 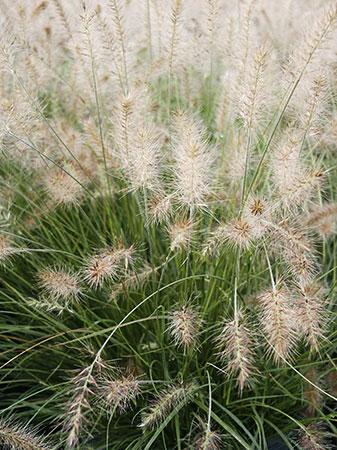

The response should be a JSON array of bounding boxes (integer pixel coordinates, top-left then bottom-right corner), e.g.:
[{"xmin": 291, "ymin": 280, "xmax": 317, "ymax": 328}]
[{"xmin": 0, "ymin": 0, "xmax": 337, "ymax": 448}]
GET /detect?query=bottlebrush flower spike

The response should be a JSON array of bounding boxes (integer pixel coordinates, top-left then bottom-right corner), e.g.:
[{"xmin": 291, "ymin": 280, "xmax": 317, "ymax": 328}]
[
  {"xmin": 270, "ymin": 221, "xmax": 317, "ymax": 285},
  {"xmin": 305, "ymin": 202, "xmax": 337, "ymax": 237},
  {"xmin": 203, "ymin": 217, "xmax": 258, "ymax": 254},
  {"xmin": 216, "ymin": 308, "xmax": 256, "ymax": 393},
  {"xmin": 83, "ymin": 245, "xmax": 135, "ymax": 288},
  {"xmin": 258, "ymin": 284, "xmax": 298, "ymax": 363},
  {"xmin": 64, "ymin": 365, "xmax": 97, "ymax": 449},
  {"xmin": 168, "ymin": 220, "xmax": 194, "ymax": 252},
  {"xmin": 140, "ymin": 382, "xmax": 196, "ymax": 429},
  {"xmin": 43, "ymin": 165, "xmax": 86, "ymax": 206},
  {"xmin": 167, "ymin": 304, "xmax": 201, "ymax": 350},
  {"xmin": 38, "ymin": 267, "xmax": 81, "ymax": 302},
  {"xmin": 123, "ymin": 123, "xmax": 162, "ymax": 193},
  {"xmin": 98, "ymin": 372, "xmax": 141, "ymax": 413},
  {"xmin": 0, "ymin": 418, "xmax": 51, "ymax": 450},
  {"xmin": 296, "ymin": 282, "xmax": 327, "ymax": 352},
  {"xmin": 0, "ymin": 234, "xmax": 18, "ymax": 264},
  {"xmin": 148, "ymin": 194, "xmax": 173, "ymax": 224},
  {"xmin": 296, "ymin": 423, "xmax": 328, "ymax": 450},
  {"xmin": 172, "ymin": 112, "xmax": 214, "ymax": 210},
  {"xmin": 194, "ymin": 429, "xmax": 222, "ymax": 450}
]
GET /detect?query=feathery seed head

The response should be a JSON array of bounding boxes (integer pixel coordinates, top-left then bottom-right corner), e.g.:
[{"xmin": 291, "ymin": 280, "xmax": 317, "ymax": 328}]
[
  {"xmin": 98, "ymin": 373, "xmax": 141, "ymax": 413},
  {"xmin": 64, "ymin": 365, "xmax": 97, "ymax": 449},
  {"xmin": 140, "ymin": 382, "xmax": 196, "ymax": 429},
  {"xmin": 83, "ymin": 245, "xmax": 135, "ymax": 288},
  {"xmin": 296, "ymin": 282, "xmax": 327, "ymax": 352},
  {"xmin": 194, "ymin": 429, "xmax": 222, "ymax": 450},
  {"xmin": 297, "ymin": 423, "xmax": 328, "ymax": 450},
  {"xmin": 305, "ymin": 202, "xmax": 337, "ymax": 237},
  {"xmin": 172, "ymin": 113, "xmax": 213, "ymax": 209},
  {"xmin": 123, "ymin": 123, "xmax": 162, "ymax": 192},
  {"xmin": 224, "ymin": 217, "xmax": 256, "ymax": 250},
  {"xmin": 44, "ymin": 166, "xmax": 85, "ymax": 206},
  {"xmin": 148, "ymin": 194, "xmax": 172, "ymax": 224},
  {"xmin": 203, "ymin": 217, "xmax": 256, "ymax": 255},
  {"xmin": 303, "ymin": 368, "xmax": 323, "ymax": 417},
  {"xmin": 0, "ymin": 234, "xmax": 17, "ymax": 263},
  {"xmin": 0, "ymin": 418, "xmax": 51, "ymax": 450},
  {"xmin": 168, "ymin": 220, "xmax": 194, "ymax": 252},
  {"xmin": 216, "ymin": 309, "xmax": 256, "ymax": 393},
  {"xmin": 258, "ymin": 284, "xmax": 298, "ymax": 363},
  {"xmin": 168, "ymin": 304, "xmax": 200, "ymax": 350},
  {"xmin": 38, "ymin": 267, "xmax": 81, "ymax": 302}
]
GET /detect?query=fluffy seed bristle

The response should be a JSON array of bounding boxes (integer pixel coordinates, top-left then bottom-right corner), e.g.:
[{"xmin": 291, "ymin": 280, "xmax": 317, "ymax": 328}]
[
  {"xmin": 43, "ymin": 166, "xmax": 85, "ymax": 206},
  {"xmin": 297, "ymin": 423, "xmax": 328, "ymax": 450},
  {"xmin": 168, "ymin": 304, "xmax": 200, "ymax": 350},
  {"xmin": 303, "ymin": 368, "xmax": 323, "ymax": 417},
  {"xmin": 305, "ymin": 202, "xmax": 337, "ymax": 237},
  {"xmin": 64, "ymin": 365, "xmax": 96, "ymax": 449},
  {"xmin": 148, "ymin": 194, "xmax": 172, "ymax": 224}
]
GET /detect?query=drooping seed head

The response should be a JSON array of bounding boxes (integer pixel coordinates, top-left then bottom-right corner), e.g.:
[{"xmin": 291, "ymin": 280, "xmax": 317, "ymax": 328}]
[
  {"xmin": 216, "ymin": 309, "xmax": 256, "ymax": 393},
  {"xmin": 258, "ymin": 284, "xmax": 298, "ymax": 363},
  {"xmin": 140, "ymin": 382, "xmax": 196, "ymax": 429},
  {"xmin": 295, "ymin": 282, "xmax": 327, "ymax": 352}
]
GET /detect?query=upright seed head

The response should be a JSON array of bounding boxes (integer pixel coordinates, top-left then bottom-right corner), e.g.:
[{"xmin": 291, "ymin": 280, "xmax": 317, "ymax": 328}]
[
  {"xmin": 0, "ymin": 234, "xmax": 17, "ymax": 264},
  {"xmin": 296, "ymin": 423, "xmax": 328, "ymax": 450},
  {"xmin": 167, "ymin": 304, "xmax": 200, "ymax": 350},
  {"xmin": 193, "ymin": 429, "xmax": 223, "ymax": 450},
  {"xmin": 148, "ymin": 194, "xmax": 172, "ymax": 224},
  {"xmin": 303, "ymin": 368, "xmax": 323, "ymax": 417},
  {"xmin": 172, "ymin": 113, "xmax": 213, "ymax": 210},
  {"xmin": 43, "ymin": 165, "xmax": 85, "ymax": 206}
]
